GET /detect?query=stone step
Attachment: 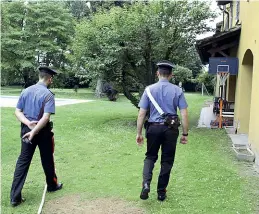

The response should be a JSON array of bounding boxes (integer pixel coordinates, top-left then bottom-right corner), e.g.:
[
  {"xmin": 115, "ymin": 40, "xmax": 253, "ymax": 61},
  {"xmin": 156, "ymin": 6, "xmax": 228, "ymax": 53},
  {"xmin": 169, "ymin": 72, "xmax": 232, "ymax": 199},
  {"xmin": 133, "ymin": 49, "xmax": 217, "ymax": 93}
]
[{"xmin": 232, "ymin": 144, "xmax": 255, "ymax": 162}]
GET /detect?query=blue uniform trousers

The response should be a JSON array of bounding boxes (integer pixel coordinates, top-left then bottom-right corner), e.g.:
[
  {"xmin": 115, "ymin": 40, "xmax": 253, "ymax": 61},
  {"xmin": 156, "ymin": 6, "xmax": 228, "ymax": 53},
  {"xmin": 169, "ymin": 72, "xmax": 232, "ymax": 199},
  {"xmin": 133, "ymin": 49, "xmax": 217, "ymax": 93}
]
[
  {"xmin": 143, "ymin": 124, "xmax": 179, "ymax": 194},
  {"xmin": 10, "ymin": 124, "xmax": 58, "ymax": 202}
]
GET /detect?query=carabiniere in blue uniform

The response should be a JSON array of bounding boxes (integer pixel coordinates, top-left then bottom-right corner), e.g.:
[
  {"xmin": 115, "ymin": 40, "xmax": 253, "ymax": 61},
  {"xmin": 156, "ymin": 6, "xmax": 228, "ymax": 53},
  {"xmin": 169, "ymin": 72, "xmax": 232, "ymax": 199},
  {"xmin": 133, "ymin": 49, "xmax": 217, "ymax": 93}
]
[
  {"xmin": 137, "ymin": 60, "xmax": 189, "ymax": 201},
  {"xmin": 10, "ymin": 66, "xmax": 63, "ymax": 207}
]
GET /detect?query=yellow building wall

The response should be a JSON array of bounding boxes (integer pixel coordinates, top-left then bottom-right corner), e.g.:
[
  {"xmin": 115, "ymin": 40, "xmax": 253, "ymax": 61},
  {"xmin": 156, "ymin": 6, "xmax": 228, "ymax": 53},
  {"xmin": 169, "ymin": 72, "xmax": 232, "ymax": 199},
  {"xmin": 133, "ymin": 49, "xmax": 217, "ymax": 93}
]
[
  {"xmin": 234, "ymin": 1, "xmax": 259, "ymax": 155},
  {"xmin": 249, "ymin": 54, "xmax": 259, "ymax": 162},
  {"xmin": 227, "ymin": 75, "xmax": 236, "ymax": 102}
]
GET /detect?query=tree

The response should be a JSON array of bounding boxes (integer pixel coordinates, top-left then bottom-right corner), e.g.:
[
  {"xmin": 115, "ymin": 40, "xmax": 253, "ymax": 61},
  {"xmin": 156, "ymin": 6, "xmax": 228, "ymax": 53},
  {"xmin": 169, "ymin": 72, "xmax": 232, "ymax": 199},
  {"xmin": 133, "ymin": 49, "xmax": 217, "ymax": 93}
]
[
  {"xmin": 66, "ymin": 1, "xmax": 91, "ymax": 20},
  {"xmin": 182, "ymin": 46, "xmax": 203, "ymax": 78},
  {"xmin": 1, "ymin": 1, "xmax": 74, "ymax": 87},
  {"xmin": 196, "ymin": 71, "xmax": 216, "ymax": 94},
  {"xmin": 1, "ymin": 1, "xmax": 36, "ymax": 86},
  {"xmin": 65, "ymin": 1, "xmax": 131, "ymax": 20},
  {"xmin": 172, "ymin": 66, "xmax": 193, "ymax": 85},
  {"xmin": 71, "ymin": 1, "xmax": 216, "ymax": 107},
  {"xmin": 89, "ymin": 1, "xmax": 131, "ymax": 13}
]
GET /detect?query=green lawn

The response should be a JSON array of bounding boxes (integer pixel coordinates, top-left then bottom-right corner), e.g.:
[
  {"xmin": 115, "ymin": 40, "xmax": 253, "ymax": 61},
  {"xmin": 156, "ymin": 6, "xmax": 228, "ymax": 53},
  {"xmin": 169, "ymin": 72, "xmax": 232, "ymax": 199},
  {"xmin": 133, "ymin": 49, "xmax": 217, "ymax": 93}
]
[
  {"xmin": 1, "ymin": 92, "xmax": 259, "ymax": 214},
  {"xmin": 1, "ymin": 86, "xmax": 126, "ymax": 100},
  {"xmin": 1, "ymin": 86, "xmax": 99, "ymax": 100}
]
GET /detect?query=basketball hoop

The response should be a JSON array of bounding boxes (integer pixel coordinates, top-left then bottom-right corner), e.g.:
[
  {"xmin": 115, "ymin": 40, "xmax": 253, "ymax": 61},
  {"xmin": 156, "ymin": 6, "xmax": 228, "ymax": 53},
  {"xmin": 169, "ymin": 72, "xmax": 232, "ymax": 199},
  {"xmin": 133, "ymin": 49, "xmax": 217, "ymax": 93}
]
[
  {"xmin": 209, "ymin": 58, "xmax": 238, "ymax": 129},
  {"xmin": 217, "ymin": 64, "xmax": 230, "ymax": 86},
  {"xmin": 218, "ymin": 72, "xmax": 229, "ymax": 86}
]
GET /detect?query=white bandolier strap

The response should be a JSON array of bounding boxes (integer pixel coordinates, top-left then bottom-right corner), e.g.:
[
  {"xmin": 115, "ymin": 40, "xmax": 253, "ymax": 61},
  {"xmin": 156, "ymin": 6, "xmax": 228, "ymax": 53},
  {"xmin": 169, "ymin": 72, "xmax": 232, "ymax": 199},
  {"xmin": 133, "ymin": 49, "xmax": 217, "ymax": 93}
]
[{"xmin": 146, "ymin": 87, "xmax": 164, "ymax": 116}]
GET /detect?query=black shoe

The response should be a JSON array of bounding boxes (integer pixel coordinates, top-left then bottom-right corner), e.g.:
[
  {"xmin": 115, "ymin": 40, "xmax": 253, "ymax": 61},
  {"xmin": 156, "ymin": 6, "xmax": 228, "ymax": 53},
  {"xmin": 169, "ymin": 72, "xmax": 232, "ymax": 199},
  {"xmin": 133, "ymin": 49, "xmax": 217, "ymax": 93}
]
[
  {"xmin": 157, "ymin": 192, "xmax": 167, "ymax": 201},
  {"xmin": 11, "ymin": 198, "xmax": 26, "ymax": 207},
  {"xmin": 140, "ymin": 183, "xmax": 150, "ymax": 200},
  {"xmin": 47, "ymin": 183, "xmax": 63, "ymax": 192}
]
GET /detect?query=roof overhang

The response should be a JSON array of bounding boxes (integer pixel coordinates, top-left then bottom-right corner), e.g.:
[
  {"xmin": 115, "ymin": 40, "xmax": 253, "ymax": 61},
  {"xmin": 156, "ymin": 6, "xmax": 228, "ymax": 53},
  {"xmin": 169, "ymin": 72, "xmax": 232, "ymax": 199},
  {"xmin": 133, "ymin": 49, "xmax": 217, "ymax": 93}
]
[
  {"xmin": 216, "ymin": 0, "xmax": 231, "ymax": 6},
  {"xmin": 196, "ymin": 26, "xmax": 241, "ymax": 64}
]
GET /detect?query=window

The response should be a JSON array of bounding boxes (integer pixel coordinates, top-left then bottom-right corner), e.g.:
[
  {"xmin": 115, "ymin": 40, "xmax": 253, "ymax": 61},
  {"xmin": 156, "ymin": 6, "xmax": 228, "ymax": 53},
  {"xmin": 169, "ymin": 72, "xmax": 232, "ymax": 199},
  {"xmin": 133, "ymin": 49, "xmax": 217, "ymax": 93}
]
[
  {"xmin": 224, "ymin": 5, "xmax": 229, "ymax": 31},
  {"xmin": 230, "ymin": 2, "xmax": 233, "ymax": 28},
  {"xmin": 236, "ymin": 0, "xmax": 240, "ymax": 22}
]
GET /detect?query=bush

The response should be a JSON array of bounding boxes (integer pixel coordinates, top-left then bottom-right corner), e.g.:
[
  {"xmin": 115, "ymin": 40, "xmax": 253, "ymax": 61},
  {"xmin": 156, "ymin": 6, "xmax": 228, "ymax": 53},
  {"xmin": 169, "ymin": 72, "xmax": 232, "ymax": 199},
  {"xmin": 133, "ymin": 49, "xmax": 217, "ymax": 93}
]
[
  {"xmin": 172, "ymin": 65, "xmax": 193, "ymax": 85},
  {"xmin": 196, "ymin": 72, "xmax": 216, "ymax": 94}
]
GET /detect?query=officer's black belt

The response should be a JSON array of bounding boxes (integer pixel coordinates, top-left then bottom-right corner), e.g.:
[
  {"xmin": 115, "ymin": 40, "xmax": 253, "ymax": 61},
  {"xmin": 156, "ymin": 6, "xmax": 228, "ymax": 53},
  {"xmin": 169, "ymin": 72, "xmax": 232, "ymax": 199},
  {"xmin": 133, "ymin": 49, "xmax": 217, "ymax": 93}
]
[{"xmin": 149, "ymin": 122, "xmax": 166, "ymax": 126}]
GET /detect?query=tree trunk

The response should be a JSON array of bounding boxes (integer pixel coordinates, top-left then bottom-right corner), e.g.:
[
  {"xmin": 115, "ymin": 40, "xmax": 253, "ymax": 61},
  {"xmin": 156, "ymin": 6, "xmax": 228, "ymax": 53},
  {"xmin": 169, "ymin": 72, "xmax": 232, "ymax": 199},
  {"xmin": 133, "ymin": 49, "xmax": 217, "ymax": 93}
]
[
  {"xmin": 23, "ymin": 68, "xmax": 37, "ymax": 88},
  {"xmin": 122, "ymin": 82, "xmax": 139, "ymax": 108},
  {"xmin": 23, "ymin": 69, "xmax": 31, "ymax": 88},
  {"xmin": 95, "ymin": 78, "xmax": 104, "ymax": 98},
  {"xmin": 121, "ymin": 67, "xmax": 139, "ymax": 108},
  {"xmin": 144, "ymin": 27, "xmax": 153, "ymax": 85}
]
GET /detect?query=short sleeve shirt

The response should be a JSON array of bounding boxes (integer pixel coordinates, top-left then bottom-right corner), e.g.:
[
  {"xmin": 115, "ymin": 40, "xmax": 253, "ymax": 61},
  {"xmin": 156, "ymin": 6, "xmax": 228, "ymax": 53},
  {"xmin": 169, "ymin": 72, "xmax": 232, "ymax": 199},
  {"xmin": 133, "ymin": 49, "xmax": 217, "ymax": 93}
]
[
  {"xmin": 16, "ymin": 82, "xmax": 55, "ymax": 121},
  {"xmin": 138, "ymin": 79, "xmax": 188, "ymax": 122}
]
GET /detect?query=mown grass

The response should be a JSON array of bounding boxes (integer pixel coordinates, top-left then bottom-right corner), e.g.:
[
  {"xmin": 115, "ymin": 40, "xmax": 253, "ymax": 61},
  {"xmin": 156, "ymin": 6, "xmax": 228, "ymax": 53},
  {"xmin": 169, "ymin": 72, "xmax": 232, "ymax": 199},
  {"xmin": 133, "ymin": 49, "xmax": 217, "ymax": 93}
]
[
  {"xmin": 1, "ymin": 91, "xmax": 259, "ymax": 214},
  {"xmin": 1, "ymin": 86, "xmax": 99, "ymax": 100}
]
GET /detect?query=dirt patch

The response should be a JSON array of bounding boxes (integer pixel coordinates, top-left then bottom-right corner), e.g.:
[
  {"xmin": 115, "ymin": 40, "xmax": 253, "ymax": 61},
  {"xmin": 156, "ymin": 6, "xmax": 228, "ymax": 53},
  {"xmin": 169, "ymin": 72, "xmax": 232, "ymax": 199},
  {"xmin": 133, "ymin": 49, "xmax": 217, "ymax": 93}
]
[{"xmin": 43, "ymin": 194, "xmax": 146, "ymax": 214}]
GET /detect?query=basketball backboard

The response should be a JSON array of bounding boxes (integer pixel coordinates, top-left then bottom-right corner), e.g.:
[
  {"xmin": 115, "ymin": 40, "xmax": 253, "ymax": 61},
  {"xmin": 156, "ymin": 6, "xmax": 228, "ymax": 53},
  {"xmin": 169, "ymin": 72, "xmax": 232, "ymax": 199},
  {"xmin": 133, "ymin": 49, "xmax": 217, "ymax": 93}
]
[{"xmin": 209, "ymin": 57, "xmax": 238, "ymax": 75}]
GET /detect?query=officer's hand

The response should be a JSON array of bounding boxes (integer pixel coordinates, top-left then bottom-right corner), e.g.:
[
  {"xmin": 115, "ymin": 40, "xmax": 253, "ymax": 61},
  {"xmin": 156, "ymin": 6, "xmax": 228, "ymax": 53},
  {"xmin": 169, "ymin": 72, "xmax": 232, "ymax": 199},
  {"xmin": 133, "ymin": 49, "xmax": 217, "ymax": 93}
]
[
  {"xmin": 23, "ymin": 130, "xmax": 36, "ymax": 141},
  {"xmin": 28, "ymin": 121, "xmax": 38, "ymax": 130},
  {"xmin": 180, "ymin": 136, "xmax": 188, "ymax": 144},
  {"xmin": 136, "ymin": 134, "xmax": 144, "ymax": 146}
]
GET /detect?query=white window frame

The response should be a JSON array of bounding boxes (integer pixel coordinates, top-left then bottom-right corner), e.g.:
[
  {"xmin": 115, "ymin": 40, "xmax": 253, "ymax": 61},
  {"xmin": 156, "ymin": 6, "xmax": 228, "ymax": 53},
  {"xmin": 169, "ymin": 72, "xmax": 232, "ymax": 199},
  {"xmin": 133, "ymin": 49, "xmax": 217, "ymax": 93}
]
[{"xmin": 236, "ymin": 0, "xmax": 240, "ymax": 22}]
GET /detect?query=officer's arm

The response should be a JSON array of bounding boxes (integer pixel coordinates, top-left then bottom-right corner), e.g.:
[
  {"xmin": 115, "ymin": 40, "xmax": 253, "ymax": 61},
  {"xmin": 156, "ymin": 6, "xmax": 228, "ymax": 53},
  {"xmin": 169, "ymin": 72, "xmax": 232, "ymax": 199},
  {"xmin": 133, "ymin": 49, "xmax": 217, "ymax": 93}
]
[
  {"xmin": 137, "ymin": 108, "xmax": 147, "ymax": 135},
  {"xmin": 180, "ymin": 108, "xmax": 188, "ymax": 135},
  {"xmin": 31, "ymin": 113, "xmax": 51, "ymax": 135},
  {"xmin": 15, "ymin": 108, "xmax": 31, "ymax": 126}
]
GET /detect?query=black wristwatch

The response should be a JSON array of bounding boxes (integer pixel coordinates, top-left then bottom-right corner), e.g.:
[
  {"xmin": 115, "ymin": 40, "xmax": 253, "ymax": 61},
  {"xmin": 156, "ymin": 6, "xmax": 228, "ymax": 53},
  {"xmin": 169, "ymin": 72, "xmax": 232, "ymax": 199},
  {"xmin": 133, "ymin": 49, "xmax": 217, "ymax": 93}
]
[{"xmin": 182, "ymin": 133, "xmax": 188, "ymax": 136}]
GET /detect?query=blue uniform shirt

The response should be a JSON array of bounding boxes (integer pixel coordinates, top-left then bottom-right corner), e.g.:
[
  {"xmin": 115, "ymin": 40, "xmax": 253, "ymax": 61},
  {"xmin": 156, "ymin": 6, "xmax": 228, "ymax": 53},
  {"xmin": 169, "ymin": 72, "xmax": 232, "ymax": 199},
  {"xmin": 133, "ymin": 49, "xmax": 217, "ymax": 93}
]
[
  {"xmin": 138, "ymin": 79, "xmax": 188, "ymax": 122},
  {"xmin": 16, "ymin": 82, "xmax": 55, "ymax": 121}
]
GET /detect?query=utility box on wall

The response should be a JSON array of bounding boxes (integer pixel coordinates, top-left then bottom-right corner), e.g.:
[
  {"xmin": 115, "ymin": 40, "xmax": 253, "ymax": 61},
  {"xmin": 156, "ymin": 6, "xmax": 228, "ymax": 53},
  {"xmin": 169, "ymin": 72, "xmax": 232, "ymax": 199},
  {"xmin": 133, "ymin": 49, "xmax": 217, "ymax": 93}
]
[{"xmin": 209, "ymin": 57, "xmax": 239, "ymax": 75}]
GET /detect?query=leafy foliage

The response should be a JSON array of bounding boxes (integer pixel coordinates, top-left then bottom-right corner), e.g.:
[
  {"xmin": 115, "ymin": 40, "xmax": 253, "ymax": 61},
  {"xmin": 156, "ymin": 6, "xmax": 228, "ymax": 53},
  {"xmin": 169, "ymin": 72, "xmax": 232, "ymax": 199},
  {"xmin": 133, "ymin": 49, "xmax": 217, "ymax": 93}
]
[
  {"xmin": 172, "ymin": 65, "xmax": 193, "ymax": 84},
  {"xmin": 1, "ymin": 1, "xmax": 74, "ymax": 87},
  {"xmin": 66, "ymin": 1, "xmax": 91, "ymax": 20},
  {"xmin": 71, "ymin": 1, "xmax": 216, "ymax": 107},
  {"xmin": 196, "ymin": 71, "xmax": 216, "ymax": 93}
]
